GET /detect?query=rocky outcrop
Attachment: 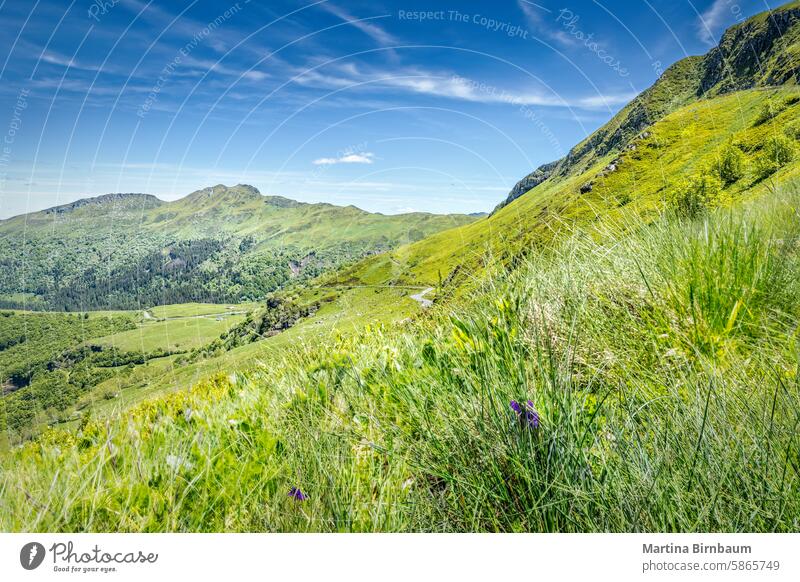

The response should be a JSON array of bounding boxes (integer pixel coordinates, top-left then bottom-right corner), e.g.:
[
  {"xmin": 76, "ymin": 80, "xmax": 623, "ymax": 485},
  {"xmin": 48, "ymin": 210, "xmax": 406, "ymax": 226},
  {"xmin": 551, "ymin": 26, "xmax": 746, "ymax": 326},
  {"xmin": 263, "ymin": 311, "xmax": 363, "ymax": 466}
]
[
  {"xmin": 288, "ymin": 252, "xmax": 317, "ymax": 277},
  {"xmin": 492, "ymin": 160, "xmax": 559, "ymax": 213}
]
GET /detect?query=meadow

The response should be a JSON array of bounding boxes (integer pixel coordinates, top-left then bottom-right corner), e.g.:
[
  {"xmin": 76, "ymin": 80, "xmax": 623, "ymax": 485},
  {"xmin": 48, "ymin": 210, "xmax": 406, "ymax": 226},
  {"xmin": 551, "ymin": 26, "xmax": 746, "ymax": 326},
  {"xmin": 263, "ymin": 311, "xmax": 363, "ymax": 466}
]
[{"xmin": 2, "ymin": 183, "xmax": 797, "ymax": 532}]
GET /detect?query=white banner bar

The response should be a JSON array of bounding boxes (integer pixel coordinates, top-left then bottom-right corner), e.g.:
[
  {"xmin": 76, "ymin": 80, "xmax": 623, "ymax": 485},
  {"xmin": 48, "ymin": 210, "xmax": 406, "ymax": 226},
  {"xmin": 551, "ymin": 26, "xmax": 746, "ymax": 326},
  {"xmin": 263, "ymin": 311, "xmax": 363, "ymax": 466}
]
[{"xmin": 1, "ymin": 533, "xmax": 798, "ymax": 581}]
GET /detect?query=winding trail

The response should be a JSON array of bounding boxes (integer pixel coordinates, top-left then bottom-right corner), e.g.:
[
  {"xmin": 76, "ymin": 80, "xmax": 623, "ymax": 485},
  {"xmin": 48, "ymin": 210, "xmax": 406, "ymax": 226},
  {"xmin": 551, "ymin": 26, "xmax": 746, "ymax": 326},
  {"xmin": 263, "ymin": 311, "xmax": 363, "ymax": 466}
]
[{"xmin": 409, "ymin": 287, "xmax": 434, "ymax": 308}]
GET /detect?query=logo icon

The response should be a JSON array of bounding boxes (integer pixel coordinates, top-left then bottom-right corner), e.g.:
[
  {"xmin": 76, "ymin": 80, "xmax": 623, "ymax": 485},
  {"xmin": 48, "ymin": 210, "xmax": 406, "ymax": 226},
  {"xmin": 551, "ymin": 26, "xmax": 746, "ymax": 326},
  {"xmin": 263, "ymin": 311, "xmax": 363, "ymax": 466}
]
[{"xmin": 20, "ymin": 542, "xmax": 46, "ymax": 570}]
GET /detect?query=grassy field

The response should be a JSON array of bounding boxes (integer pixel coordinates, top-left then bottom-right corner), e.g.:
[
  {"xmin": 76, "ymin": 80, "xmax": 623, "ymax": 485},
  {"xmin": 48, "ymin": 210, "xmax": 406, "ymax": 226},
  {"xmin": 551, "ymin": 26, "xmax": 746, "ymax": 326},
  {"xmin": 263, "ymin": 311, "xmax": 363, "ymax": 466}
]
[
  {"xmin": 2, "ymin": 184, "xmax": 797, "ymax": 531},
  {"xmin": 94, "ymin": 315, "xmax": 247, "ymax": 353},
  {"xmin": 95, "ymin": 312, "xmax": 249, "ymax": 353},
  {"xmin": 147, "ymin": 302, "xmax": 259, "ymax": 319},
  {"xmin": 0, "ymin": 301, "xmax": 268, "ymax": 442},
  {"xmin": 80, "ymin": 285, "xmax": 424, "ymax": 417},
  {"xmin": 0, "ymin": 280, "xmax": 427, "ymax": 442}
]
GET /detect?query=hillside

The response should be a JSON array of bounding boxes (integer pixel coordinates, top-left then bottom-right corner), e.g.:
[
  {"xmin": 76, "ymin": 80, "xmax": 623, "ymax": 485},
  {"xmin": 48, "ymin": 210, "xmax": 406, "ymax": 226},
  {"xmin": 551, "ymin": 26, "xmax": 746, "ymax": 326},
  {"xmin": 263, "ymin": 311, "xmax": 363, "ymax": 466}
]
[
  {"xmin": 0, "ymin": 185, "xmax": 476, "ymax": 310},
  {"xmin": 3, "ymin": 180, "xmax": 798, "ymax": 532},
  {"xmin": 495, "ymin": 0, "xmax": 800, "ymax": 211},
  {"xmin": 1, "ymin": 2, "xmax": 800, "ymax": 534},
  {"xmin": 334, "ymin": 86, "xmax": 799, "ymax": 297},
  {"xmin": 338, "ymin": 2, "xmax": 800, "ymax": 294}
]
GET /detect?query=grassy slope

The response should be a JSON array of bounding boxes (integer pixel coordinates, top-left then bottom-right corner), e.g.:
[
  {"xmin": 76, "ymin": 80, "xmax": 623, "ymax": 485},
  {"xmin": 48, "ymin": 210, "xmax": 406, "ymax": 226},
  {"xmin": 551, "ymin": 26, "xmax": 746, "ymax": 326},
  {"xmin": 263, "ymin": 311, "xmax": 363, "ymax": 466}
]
[
  {"xmin": 340, "ymin": 86, "xmax": 800, "ymax": 289},
  {"xmin": 8, "ymin": 81, "xmax": 797, "ymax": 447},
  {"xmin": 94, "ymin": 314, "xmax": 248, "ymax": 353},
  {"xmin": 79, "ymin": 285, "xmax": 421, "ymax": 418},
  {"xmin": 3, "ymin": 184, "xmax": 798, "ymax": 532},
  {"xmin": 147, "ymin": 303, "xmax": 258, "ymax": 318}
]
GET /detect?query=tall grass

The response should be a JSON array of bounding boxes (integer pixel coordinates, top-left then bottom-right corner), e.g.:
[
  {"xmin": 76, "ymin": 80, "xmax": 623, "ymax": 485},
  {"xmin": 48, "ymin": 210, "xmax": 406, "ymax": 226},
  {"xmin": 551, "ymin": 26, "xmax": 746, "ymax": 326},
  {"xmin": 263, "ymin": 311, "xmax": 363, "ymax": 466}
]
[{"xmin": 1, "ymin": 187, "xmax": 799, "ymax": 532}]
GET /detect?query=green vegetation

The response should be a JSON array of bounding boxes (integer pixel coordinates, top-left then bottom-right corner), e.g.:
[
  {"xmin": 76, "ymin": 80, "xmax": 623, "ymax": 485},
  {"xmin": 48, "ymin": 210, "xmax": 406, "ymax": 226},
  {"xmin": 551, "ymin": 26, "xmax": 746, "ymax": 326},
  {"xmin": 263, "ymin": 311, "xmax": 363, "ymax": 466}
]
[
  {"xmin": 147, "ymin": 302, "xmax": 257, "ymax": 319},
  {"xmin": 2, "ymin": 186, "xmax": 797, "ymax": 531},
  {"xmin": 95, "ymin": 313, "xmax": 247, "ymax": 354},
  {"xmin": 0, "ymin": 311, "xmax": 136, "ymax": 440},
  {"xmin": 1, "ymin": 2, "xmax": 800, "ymax": 533},
  {"xmin": 755, "ymin": 134, "xmax": 796, "ymax": 179},
  {"xmin": 711, "ymin": 142, "xmax": 746, "ymax": 185},
  {"xmin": 0, "ymin": 185, "xmax": 476, "ymax": 311},
  {"xmin": 668, "ymin": 171, "xmax": 726, "ymax": 217}
]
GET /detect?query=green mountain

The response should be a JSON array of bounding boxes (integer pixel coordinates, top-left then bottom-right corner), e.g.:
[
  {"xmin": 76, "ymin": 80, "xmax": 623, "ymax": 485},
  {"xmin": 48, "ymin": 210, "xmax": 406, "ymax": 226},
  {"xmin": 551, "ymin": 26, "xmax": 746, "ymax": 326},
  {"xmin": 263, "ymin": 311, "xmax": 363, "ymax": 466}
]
[
  {"xmin": 496, "ymin": 0, "xmax": 800, "ymax": 211},
  {"xmin": 0, "ymin": 184, "xmax": 476, "ymax": 310},
  {"xmin": 341, "ymin": 2, "xmax": 800, "ymax": 294}
]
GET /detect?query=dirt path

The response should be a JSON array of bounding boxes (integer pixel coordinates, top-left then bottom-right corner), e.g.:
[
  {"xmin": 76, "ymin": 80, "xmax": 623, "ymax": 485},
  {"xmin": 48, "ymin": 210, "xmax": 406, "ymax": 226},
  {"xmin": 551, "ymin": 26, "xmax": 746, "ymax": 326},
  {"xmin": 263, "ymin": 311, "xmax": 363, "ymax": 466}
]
[{"xmin": 409, "ymin": 287, "xmax": 434, "ymax": 308}]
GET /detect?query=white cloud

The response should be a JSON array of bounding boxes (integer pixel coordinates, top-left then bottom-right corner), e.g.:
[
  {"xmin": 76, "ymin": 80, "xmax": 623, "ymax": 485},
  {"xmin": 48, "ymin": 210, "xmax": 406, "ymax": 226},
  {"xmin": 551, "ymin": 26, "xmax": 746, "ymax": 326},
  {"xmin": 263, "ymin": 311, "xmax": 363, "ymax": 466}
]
[
  {"xmin": 242, "ymin": 70, "xmax": 269, "ymax": 81},
  {"xmin": 517, "ymin": 0, "xmax": 576, "ymax": 47},
  {"xmin": 40, "ymin": 50, "xmax": 106, "ymax": 73},
  {"xmin": 319, "ymin": 3, "xmax": 396, "ymax": 46},
  {"xmin": 179, "ymin": 56, "xmax": 269, "ymax": 81},
  {"xmin": 295, "ymin": 62, "xmax": 635, "ymax": 110},
  {"xmin": 697, "ymin": 0, "xmax": 729, "ymax": 45},
  {"xmin": 312, "ymin": 152, "xmax": 375, "ymax": 165}
]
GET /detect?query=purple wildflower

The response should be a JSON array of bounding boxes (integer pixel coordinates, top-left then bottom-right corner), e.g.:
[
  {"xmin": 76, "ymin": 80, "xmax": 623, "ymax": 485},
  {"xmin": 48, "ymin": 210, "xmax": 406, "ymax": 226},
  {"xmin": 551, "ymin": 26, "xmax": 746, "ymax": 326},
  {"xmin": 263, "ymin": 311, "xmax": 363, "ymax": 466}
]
[
  {"xmin": 525, "ymin": 401, "xmax": 540, "ymax": 429},
  {"xmin": 288, "ymin": 487, "xmax": 307, "ymax": 501},
  {"xmin": 510, "ymin": 399, "xmax": 540, "ymax": 429}
]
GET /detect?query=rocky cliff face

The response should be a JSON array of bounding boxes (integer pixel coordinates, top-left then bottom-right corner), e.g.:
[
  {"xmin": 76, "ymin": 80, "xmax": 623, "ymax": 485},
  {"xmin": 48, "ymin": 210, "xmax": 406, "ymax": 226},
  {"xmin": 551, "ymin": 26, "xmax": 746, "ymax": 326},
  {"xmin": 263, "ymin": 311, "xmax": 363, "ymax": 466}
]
[{"xmin": 492, "ymin": 160, "xmax": 559, "ymax": 213}]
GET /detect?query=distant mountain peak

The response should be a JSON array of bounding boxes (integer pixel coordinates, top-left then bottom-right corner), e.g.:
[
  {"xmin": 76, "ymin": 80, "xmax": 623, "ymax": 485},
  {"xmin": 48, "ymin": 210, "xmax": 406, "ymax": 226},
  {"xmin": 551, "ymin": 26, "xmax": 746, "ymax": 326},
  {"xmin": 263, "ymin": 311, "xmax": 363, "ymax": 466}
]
[
  {"xmin": 186, "ymin": 183, "xmax": 263, "ymax": 200},
  {"xmin": 42, "ymin": 192, "xmax": 162, "ymax": 215}
]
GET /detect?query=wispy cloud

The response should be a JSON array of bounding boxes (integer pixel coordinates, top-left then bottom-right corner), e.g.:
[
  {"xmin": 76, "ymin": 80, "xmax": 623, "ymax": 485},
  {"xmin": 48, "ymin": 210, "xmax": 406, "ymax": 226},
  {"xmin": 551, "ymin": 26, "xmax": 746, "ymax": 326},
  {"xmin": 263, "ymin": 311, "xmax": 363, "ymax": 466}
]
[
  {"xmin": 318, "ymin": 3, "xmax": 396, "ymax": 46},
  {"xmin": 517, "ymin": 0, "xmax": 575, "ymax": 47},
  {"xmin": 177, "ymin": 55, "xmax": 270, "ymax": 81},
  {"xmin": 697, "ymin": 0, "xmax": 729, "ymax": 45},
  {"xmin": 123, "ymin": 0, "xmax": 248, "ymax": 54},
  {"xmin": 295, "ymin": 62, "xmax": 635, "ymax": 110},
  {"xmin": 40, "ymin": 50, "xmax": 106, "ymax": 73},
  {"xmin": 312, "ymin": 152, "xmax": 375, "ymax": 165}
]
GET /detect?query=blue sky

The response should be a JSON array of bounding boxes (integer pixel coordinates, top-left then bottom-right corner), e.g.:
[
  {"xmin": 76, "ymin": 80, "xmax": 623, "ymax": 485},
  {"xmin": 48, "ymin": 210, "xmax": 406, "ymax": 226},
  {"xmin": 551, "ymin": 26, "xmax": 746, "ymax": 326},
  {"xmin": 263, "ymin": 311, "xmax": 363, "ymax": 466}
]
[{"xmin": 0, "ymin": 0, "xmax": 786, "ymax": 218}]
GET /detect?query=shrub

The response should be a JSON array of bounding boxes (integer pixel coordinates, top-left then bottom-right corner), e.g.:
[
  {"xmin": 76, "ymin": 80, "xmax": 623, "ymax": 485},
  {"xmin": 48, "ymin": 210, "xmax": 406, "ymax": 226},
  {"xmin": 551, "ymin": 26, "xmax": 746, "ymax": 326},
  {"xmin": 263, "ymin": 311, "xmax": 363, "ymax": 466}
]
[
  {"xmin": 755, "ymin": 134, "xmax": 795, "ymax": 179},
  {"xmin": 784, "ymin": 119, "xmax": 800, "ymax": 141},
  {"xmin": 711, "ymin": 142, "xmax": 745, "ymax": 185},
  {"xmin": 668, "ymin": 171, "xmax": 725, "ymax": 217},
  {"xmin": 753, "ymin": 99, "xmax": 785, "ymax": 126}
]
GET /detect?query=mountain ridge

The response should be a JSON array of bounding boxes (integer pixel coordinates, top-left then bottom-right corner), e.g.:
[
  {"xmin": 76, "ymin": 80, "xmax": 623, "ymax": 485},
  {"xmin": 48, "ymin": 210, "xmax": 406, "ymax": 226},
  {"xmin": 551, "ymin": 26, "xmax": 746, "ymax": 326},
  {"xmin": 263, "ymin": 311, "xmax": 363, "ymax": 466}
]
[
  {"xmin": 2, "ymin": 183, "xmax": 469, "ymax": 224},
  {"xmin": 494, "ymin": 0, "xmax": 800, "ymax": 212},
  {"xmin": 0, "ymin": 184, "xmax": 477, "ymax": 310}
]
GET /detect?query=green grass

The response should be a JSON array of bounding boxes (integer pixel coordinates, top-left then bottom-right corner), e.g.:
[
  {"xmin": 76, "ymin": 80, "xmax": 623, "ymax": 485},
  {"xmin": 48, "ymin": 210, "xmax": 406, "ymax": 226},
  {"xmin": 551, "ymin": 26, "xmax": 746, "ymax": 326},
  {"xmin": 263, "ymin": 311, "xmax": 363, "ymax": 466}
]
[
  {"xmin": 146, "ymin": 302, "xmax": 258, "ymax": 319},
  {"xmin": 94, "ymin": 314, "xmax": 248, "ymax": 353},
  {"xmin": 51, "ymin": 285, "xmax": 424, "ymax": 426},
  {"xmin": 2, "ymin": 183, "xmax": 797, "ymax": 532}
]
